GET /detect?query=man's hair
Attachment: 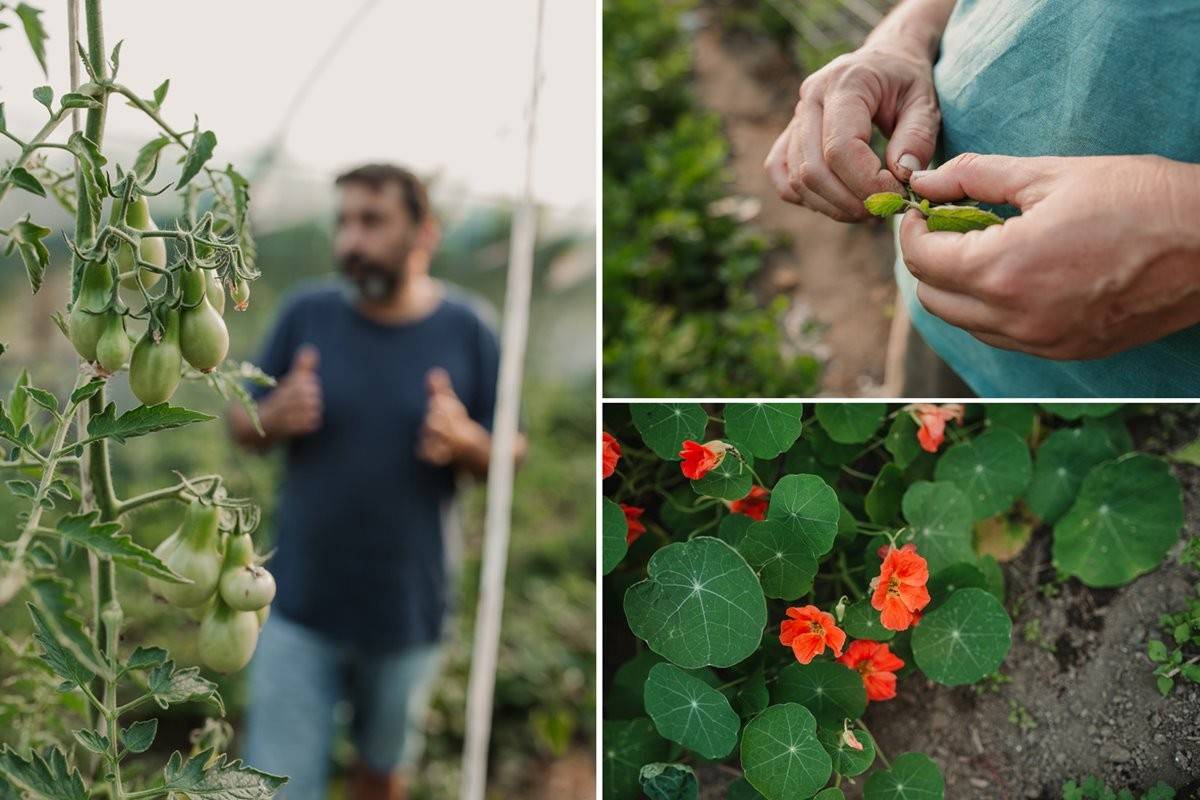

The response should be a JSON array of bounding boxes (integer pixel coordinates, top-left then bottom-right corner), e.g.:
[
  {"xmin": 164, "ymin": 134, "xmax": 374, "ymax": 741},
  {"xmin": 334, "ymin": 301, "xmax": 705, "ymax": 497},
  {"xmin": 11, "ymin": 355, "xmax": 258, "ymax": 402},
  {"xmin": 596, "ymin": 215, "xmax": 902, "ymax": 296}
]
[{"xmin": 335, "ymin": 163, "xmax": 431, "ymax": 224}]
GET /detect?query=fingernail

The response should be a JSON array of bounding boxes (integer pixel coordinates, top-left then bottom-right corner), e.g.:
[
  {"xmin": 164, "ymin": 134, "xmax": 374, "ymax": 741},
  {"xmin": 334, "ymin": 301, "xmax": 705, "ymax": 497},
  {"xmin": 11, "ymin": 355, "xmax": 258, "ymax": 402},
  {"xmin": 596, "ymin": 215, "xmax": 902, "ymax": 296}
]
[
  {"xmin": 899, "ymin": 153, "xmax": 922, "ymax": 174},
  {"xmin": 910, "ymin": 169, "xmax": 931, "ymax": 181}
]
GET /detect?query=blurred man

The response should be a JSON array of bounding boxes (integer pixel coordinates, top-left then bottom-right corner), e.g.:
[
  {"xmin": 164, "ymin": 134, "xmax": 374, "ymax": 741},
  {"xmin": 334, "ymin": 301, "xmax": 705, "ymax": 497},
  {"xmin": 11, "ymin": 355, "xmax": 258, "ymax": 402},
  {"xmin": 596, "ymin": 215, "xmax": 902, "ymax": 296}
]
[{"xmin": 229, "ymin": 164, "xmax": 524, "ymax": 800}]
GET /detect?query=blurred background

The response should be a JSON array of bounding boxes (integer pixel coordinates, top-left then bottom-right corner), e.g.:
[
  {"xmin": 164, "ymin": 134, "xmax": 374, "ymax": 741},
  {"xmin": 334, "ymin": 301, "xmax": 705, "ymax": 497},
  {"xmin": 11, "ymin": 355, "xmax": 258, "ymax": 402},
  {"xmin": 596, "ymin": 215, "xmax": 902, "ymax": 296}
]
[
  {"xmin": 0, "ymin": 1, "xmax": 596, "ymax": 798},
  {"xmin": 603, "ymin": 0, "xmax": 952, "ymax": 399}
]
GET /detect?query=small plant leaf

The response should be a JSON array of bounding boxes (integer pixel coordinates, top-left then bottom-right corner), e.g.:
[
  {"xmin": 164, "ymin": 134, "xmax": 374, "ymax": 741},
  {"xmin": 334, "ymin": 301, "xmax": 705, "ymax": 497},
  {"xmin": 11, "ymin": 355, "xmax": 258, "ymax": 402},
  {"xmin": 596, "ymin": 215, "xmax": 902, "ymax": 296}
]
[
  {"xmin": 864, "ymin": 192, "xmax": 907, "ymax": 217},
  {"xmin": 14, "ymin": 3, "xmax": 48, "ymax": 75},
  {"xmin": 87, "ymin": 402, "xmax": 214, "ymax": 444},
  {"xmin": 644, "ymin": 663, "xmax": 739, "ymax": 759},
  {"xmin": 638, "ymin": 763, "xmax": 698, "ymax": 800},
  {"xmin": 766, "ymin": 473, "xmax": 841, "ymax": 558},
  {"xmin": 863, "ymin": 752, "xmax": 944, "ymax": 799},
  {"xmin": 924, "ymin": 204, "xmax": 1003, "ymax": 232},
  {"xmin": 911, "ymin": 588, "xmax": 1012, "ymax": 685},
  {"xmin": 817, "ymin": 725, "xmax": 876, "ymax": 777},
  {"xmin": 737, "ymin": 519, "xmax": 817, "ymax": 600},
  {"xmin": 121, "ymin": 719, "xmax": 158, "ymax": 754},
  {"xmin": 6, "ymin": 166, "xmax": 46, "ymax": 197},
  {"xmin": 147, "ymin": 661, "xmax": 224, "ymax": 715},
  {"xmin": 1025, "ymin": 426, "xmax": 1118, "ymax": 524},
  {"xmin": 57, "ymin": 512, "xmax": 187, "ymax": 584},
  {"xmin": 724, "ymin": 403, "xmax": 804, "ymax": 459},
  {"xmin": 741, "ymin": 704, "xmax": 830, "ymax": 800},
  {"xmin": 624, "ymin": 537, "xmax": 766, "ymax": 669},
  {"xmin": 603, "ymin": 498, "xmax": 629, "ymax": 575},
  {"xmin": 691, "ymin": 454, "xmax": 753, "ymax": 500},
  {"xmin": 160, "ymin": 748, "xmax": 287, "ymax": 800},
  {"xmin": 603, "ymin": 718, "xmax": 669, "ymax": 800},
  {"xmin": 176, "ymin": 128, "xmax": 218, "ymax": 188},
  {"xmin": 773, "ymin": 661, "xmax": 867, "ymax": 729},
  {"xmin": 631, "ymin": 403, "xmax": 708, "ymax": 460},
  {"xmin": 0, "ymin": 745, "xmax": 88, "ymax": 800},
  {"xmin": 933, "ymin": 428, "xmax": 1032, "ymax": 519},
  {"xmin": 899, "ymin": 481, "xmax": 976, "ymax": 573},
  {"xmin": 10, "ymin": 216, "xmax": 52, "ymax": 293},
  {"xmin": 815, "ymin": 403, "xmax": 887, "ymax": 444}
]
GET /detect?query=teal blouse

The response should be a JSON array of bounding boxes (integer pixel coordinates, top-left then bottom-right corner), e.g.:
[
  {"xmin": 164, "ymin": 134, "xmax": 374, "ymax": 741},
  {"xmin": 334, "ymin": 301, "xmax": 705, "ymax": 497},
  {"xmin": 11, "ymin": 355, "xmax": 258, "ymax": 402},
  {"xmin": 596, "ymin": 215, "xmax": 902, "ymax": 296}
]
[{"xmin": 895, "ymin": 0, "xmax": 1200, "ymax": 397}]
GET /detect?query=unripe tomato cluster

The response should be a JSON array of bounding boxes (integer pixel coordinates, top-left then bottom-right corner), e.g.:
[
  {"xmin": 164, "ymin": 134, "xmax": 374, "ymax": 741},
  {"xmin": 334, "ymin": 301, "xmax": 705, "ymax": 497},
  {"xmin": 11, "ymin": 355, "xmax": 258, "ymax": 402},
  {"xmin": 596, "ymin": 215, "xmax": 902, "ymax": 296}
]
[
  {"xmin": 146, "ymin": 500, "xmax": 275, "ymax": 673},
  {"xmin": 66, "ymin": 194, "xmax": 253, "ymax": 406}
]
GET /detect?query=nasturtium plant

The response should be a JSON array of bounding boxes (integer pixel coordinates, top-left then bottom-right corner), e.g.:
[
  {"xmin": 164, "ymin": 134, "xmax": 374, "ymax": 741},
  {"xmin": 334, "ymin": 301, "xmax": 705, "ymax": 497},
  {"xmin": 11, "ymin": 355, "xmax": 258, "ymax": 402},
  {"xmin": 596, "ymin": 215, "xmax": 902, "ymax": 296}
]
[
  {"xmin": 603, "ymin": 402, "xmax": 1184, "ymax": 799},
  {"xmin": 0, "ymin": 5, "xmax": 281, "ymax": 799}
]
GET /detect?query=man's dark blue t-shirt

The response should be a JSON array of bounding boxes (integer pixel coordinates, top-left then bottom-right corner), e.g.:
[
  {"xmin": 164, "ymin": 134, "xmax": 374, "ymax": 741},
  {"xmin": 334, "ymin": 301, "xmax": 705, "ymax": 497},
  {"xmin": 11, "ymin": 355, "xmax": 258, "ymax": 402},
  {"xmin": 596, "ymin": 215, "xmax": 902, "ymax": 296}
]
[{"xmin": 249, "ymin": 280, "xmax": 499, "ymax": 653}]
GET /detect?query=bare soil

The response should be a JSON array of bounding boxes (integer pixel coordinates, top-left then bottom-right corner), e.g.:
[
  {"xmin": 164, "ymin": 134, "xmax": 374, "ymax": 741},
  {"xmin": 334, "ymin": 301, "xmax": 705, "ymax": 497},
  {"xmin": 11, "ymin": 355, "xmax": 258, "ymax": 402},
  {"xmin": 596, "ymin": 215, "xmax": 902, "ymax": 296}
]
[{"xmin": 689, "ymin": 14, "xmax": 897, "ymax": 397}]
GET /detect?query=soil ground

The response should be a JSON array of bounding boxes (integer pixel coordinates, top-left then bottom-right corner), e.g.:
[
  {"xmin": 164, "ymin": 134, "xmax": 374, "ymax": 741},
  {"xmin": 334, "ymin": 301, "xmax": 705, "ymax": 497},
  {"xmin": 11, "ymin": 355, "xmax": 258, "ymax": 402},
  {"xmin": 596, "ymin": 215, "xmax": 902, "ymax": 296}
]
[
  {"xmin": 690, "ymin": 13, "xmax": 897, "ymax": 397},
  {"xmin": 692, "ymin": 408, "xmax": 1200, "ymax": 799}
]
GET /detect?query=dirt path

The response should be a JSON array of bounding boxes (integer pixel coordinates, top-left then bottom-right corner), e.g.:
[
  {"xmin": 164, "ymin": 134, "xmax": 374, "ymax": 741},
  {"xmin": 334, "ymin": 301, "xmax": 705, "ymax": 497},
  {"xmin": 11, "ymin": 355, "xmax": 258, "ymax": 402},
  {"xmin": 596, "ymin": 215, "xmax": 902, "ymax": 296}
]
[{"xmin": 690, "ymin": 19, "xmax": 897, "ymax": 397}]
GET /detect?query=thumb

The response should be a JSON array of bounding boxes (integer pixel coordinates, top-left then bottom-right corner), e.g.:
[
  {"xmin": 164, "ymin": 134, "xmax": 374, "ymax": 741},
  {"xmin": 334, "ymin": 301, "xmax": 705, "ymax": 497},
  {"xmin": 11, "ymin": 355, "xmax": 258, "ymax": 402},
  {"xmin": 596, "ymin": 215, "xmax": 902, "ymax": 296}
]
[
  {"xmin": 909, "ymin": 152, "xmax": 1047, "ymax": 208},
  {"xmin": 291, "ymin": 344, "xmax": 320, "ymax": 375},
  {"xmin": 426, "ymin": 367, "xmax": 454, "ymax": 398},
  {"xmin": 885, "ymin": 95, "xmax": 940, "ymax": 181}
]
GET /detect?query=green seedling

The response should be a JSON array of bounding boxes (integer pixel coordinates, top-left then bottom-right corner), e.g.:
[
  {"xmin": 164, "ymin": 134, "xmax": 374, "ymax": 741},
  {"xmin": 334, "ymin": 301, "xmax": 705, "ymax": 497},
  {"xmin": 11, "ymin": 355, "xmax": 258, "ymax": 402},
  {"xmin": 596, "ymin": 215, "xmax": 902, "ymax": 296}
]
[{"xmin": 864, "ymin": 187, "xmax": 1004, "ymax": 233}]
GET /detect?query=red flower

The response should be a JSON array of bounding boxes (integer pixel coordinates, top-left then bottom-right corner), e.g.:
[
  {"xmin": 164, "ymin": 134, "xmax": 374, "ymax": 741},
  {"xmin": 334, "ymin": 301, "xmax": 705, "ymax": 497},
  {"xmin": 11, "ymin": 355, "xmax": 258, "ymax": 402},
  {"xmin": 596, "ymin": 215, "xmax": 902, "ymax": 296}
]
[
  {"xmin": 779, "ymin": 605, "xmax": 846, "ymax": 665},
  {"xmin": 602, "ymin": 432, "xmax": 621, "ymax": 479},
  {"xmin": 910, "ymin": 403, "xmax": 965, "ymax": 453},
  {"xmin": 678, "ymin": 440, "xmax": 729, "ymax": 480},
  {"xmin": 838, "ymin": 640, "xmax": 905, "ymax": 702},
  {"xmin": 730, "ymin": 485, "xmax": 769, "ymax": 520},
  {"xmin": 620, "ymin": 504, "xmax": 646, "ymax": 545},
  {"xmin": 870, "ymin": 543, "xmax": 931, "ymax": 631}
]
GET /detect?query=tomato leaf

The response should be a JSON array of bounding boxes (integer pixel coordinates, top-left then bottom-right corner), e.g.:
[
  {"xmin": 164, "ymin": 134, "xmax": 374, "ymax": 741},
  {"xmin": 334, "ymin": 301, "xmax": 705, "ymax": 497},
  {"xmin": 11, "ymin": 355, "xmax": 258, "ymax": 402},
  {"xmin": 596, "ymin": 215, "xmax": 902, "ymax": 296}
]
[
  {"xmin": 147, "ymin": 661, "xmax": 225, "ymax": 715},
  {"xmin": 121, "ymin": 719, "xmax": 158, "ymax": 754},
  {"xmin": 152, "ymin": 78, "xmax": 171, "ymax": 110},
  {"xmin": 14, "ymin": 3, "xmax": 48, "ymax": 75},
  {"xmin": 0, "ymin": 744, "xmax": 88, "ymax": 800},
  {"xmin": 6, "ymin": 166, "xmax": 45, "ymax": 197},
  {"xmin": 57, "ymin": 511, "xmax": 187, "ymax": 584},
  {"xmin": 87, "ymin": 402, "xmax": 214, "ymax": 444},
  {"xmin": 28, "ymin": 575, "xmax": 110, "ymax": 679},
  {"xmin": 133, "ymin": 135, "xmax": 171, "ymax": 182},
  {"xmin": 125, "ymin": 646, "xmax": 169, "ymax": 672},
  {"xmin": 160, "ymin": 749, "xmax": 287, "ymax": 800},
  {"xmin": 27, "ymin": 602, "xmax": 96, "ymax": 688},
  {"xmin": 59, "ymin": 92, "xmax": 101, "ymax": 111},
  {"xmin": 924, "ymin": 204, "xmax": 1003, "ymax": 232},
  {"xmin": 9, "ymin": 216, "xmax": 52, "ymax": 293},
  {"xmin": 177, "ymin": 127, "xmax": 218, "ymax": 189},
  {"xmin": 31, "ymin": 84, "xmax": 52, "ymax": 114}
]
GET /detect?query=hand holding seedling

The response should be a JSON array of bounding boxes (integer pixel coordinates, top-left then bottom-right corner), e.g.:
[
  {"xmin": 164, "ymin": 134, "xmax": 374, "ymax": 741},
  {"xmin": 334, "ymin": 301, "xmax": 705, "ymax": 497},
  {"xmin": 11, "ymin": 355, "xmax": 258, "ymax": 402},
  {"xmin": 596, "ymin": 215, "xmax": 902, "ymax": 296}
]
[{"xmin": 896, "ymin": 153, "xmax": 1200, "ymax": 360}]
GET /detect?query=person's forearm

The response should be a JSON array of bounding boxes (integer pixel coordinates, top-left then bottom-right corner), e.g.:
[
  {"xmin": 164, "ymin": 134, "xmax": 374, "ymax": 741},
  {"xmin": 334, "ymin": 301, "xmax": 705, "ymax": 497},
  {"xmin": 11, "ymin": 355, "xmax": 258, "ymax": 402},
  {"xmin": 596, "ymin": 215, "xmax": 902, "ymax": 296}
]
[
  {"xmin": 227, "ymin": 399, "xmax": 276, "ymax": 452},
  {"xmin": 452, "ymin": 425, "xmax": 527, "ymax": 481},
  {"xmin": 863, "ymin": 0, "xmax": 956, "ymax": 62}
]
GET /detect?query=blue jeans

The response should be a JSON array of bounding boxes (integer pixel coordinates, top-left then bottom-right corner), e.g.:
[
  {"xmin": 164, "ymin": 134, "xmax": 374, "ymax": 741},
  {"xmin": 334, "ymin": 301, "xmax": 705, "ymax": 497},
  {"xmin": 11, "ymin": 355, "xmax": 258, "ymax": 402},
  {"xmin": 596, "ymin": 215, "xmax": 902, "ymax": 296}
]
[{"xmin": 242, "ymin": 613, "xmax": 443, "ymax": 800}]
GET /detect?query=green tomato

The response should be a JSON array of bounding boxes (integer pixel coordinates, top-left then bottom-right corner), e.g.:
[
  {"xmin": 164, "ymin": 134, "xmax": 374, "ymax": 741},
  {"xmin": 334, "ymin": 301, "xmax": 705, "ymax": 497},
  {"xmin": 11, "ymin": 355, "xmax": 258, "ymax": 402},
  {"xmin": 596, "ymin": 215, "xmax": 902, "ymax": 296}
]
[
  {"xmin": 95, "ymin": 312, "xmax": 131, "ymax": 374},
  {"xmin": 147, "ymin": 501, "xmax": 222, "ymax": 608},
  {"xmin": 199, "ymin": 598, "xmax": 260, "ymax": 673},
  {"xmin": 129, "ymin": 310, "xmax": 182, "ymax": 405},
  {"xmin": 231, "ymin": 277, "xmax": 250, "ymax": 311},
  {"xmin": 115, "ymin": 195, "xmax": 166, "ymax": 290},
  {"xmin": 205, "ymin": 268, "xmax": 226, "ymax": 315},
  {"xmin": 180, "ymin": 295, "xmax": 229, "ymax": 372},
  {"xmin": 68, "ymin": 306, "xmax": 107, "ymax": 362},
  {"xmin": 219, "ymin": 565, "xmax": 276, "ymax": 612}
]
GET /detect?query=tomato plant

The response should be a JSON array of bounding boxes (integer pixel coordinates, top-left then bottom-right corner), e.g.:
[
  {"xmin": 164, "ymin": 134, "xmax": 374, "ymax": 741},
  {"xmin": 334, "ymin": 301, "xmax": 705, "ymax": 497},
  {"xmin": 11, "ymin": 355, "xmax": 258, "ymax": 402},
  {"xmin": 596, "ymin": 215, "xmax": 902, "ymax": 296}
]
[
  {"xmin": 602, "ymin": 402, "xmax": 1185, "ymax": 799},
  {"xmin": 0, "ymin": 3, "xmax": 283, "ymax": 798}
]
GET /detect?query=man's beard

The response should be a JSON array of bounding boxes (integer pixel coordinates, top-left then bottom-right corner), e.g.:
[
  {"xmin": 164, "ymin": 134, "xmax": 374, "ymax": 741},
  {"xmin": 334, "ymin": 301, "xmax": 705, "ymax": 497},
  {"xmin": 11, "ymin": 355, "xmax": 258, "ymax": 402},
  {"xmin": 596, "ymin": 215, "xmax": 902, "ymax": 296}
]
[{"xmin": 339, "ymin": 252, "xmax": 406, "ymax": 303}]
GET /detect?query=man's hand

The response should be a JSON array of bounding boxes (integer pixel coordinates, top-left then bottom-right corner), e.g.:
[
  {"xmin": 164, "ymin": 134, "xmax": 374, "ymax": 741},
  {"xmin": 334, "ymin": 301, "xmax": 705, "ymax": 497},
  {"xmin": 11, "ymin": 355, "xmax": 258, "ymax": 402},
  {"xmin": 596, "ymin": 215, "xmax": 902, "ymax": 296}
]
[
  {"xmin": 900, "ymin": 153, "xmax": 1200, "ymax": 360},
  {"xmin": 417, "ymin": 368, "xmax": 491, "ymax": 474},
  {"xmin": 259, "ymin": 345, "xmax": 323, "ymax": 439},
  {"xmin": 764, "ymin": 44, "xmax": 941, "ymax": 222}
]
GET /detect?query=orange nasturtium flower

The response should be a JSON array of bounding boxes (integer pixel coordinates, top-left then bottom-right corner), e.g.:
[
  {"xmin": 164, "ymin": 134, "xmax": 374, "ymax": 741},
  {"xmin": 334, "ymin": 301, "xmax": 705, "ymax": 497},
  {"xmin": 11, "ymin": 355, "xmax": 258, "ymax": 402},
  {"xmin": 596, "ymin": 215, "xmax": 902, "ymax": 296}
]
[
  {"xmin": 729, "ymin": 485, "xmax": 769, "ymax": 520},
  {"xmin": 602, "ymin": 432, "xmax": 621, "ymax": 479},
  {"xmin": 838, "ymin": 640, "xmax": 905, "ymax": 702},
  {"xmin": 620, "ymin": 504, "xmax": 646, "ymax": 545},
  {"xmin": 678, "ymin": 440, "xmax": 729, "ymax": 480},
  {"xmin": 870, "ymin": 543, "xmax": 931, "ymax": 631},
  {"xmin": 779, "ymin": 605, "xmax": 846, "ymax": 665},
  {"xmin": 909, "ymin": 403, "xmax": 964, "ymax": 453}
]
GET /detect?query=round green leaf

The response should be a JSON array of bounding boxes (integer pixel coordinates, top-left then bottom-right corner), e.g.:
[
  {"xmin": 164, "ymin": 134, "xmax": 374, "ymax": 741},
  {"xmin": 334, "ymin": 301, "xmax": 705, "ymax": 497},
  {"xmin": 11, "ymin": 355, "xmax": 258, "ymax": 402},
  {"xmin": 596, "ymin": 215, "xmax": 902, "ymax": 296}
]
[
  {"xmin": 899, "ymin": 481, "xmax": 975, "ymax": 574},
  {"xmin": 773, "ymin": 661, "xmax": 867, "ymax": 729},
  {"xmin": 865, "ymin": 463, "xmax": 904, "ymax": 525},
  {"xmin": 639, "ymin": 763, "xmax": 698, "ymax": 800},
  {"xmin": 644, "ymin": 663, "xmax": 740, "ymax": 759},
  {"xmin": 718, "ymin": 513, "xmax": 754, "ymax": 549},
  {"xmin": 603, "ymin": 718, "xmax": 670, "ymax": 800},
  {"xmin": 692, "ymin": 454, "xmax": 754, "ymax": 501},
  {"xmin": 884, "ymin": 413, "xmax": 923, "ymax": 469},
  {"xmin": 911, "ymin": 588, "xmax": 1012, "ymax": 685},
  {"xmin": 766, "ymin": 474, "xmax": 840, "ymax": 557},
  {"xmin": 1040, "ymin": 403, "xmax": 1122, "ymax": 420},
  {"xmin": 741, "ymin": 704, "xmax": 831, "ymax": 800},
  {"xmin": 624, "ymin": 537, "xmax": 767, "ymax": 669},
  {"xmin": 725, "ymin": 403, "xmax": 804, "ymax": 459},
  {"xmin": 1025, "ymin": 426, "xmax": 1118, "ymax": 524},
  {"xmin": 926, "ymin": 563, "xmax": 987, "ymax": 608},
  {"xmin": 817, "ymin": 725, "xmax": 876, "ymax": 777},
  {"xmin": 784, "ymin": 439, "xmax": 840, "ymax": 484},
  {"xmin": 737, "ymin": 520, "xmax": 817, "ymax": 600},
  {"xmin": 815, "ymin": 403, "xmax": 887, "ymax": 444},
  {"xmin": 610, "ymin": 650, "xmax": 664, "ymax": 719},
  {"xmin": 841, "ymin": 598, "xmax": 894, "ymax": 642},
  {"xmin": 632, "ymin": 403, "xmax": 708, "ymax": 460},
  {"xmin": 604, "ymin": 498, "xmax": 629, "ymax": 575},
  {"xmin": 1052, "ymin": 453, "xmax": 1184, "ymax": 587},
  {"xmin": 933, "ymin": 428, "xmax": 1031, "ymax": 519},
  {"xmin": 863, "ymin": 752, "xmax": 944, "ymax": 799},
  {"xmin": 985, "ymin": 403, "xmax": 1036, "ymax": 437}
]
